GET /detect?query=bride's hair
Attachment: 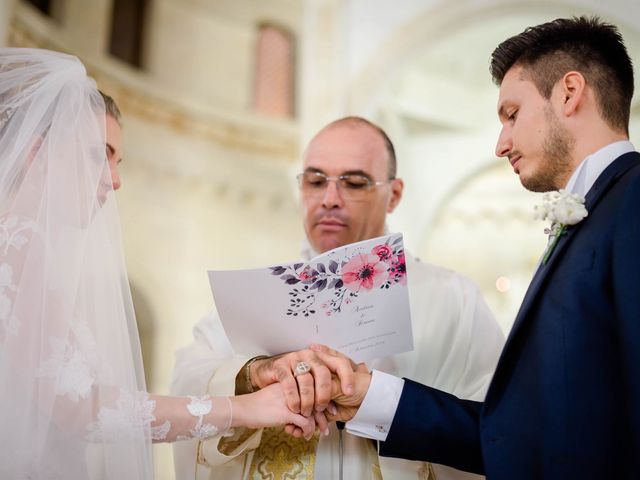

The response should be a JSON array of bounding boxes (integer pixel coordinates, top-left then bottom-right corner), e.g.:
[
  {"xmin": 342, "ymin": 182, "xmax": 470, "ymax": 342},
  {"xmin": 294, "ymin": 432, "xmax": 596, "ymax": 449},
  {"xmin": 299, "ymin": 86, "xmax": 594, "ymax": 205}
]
[{"xmin": 100, "ymin": 89, "xmax": 122, "ymax": 125}]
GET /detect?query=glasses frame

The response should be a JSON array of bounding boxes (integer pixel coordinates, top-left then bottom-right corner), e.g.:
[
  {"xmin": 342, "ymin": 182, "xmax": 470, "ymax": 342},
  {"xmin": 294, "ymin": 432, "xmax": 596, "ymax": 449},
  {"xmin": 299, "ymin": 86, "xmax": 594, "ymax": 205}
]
[{"xmin": 296, "ymin": 171, "xmax": 392, "ymax": 199}]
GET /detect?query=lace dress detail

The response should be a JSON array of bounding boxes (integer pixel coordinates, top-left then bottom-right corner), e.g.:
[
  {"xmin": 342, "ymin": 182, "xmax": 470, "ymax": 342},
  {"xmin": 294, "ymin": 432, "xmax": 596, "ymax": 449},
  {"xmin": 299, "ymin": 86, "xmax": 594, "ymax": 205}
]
[
  {"xmin": 87, "ymin": 389, "xmax": 159, "ymax": 442},
  {"xmin": 0, "ymin": 263, "xmax": 18, "ymax": 336},
  {"xmin": 186, "ymin": 396, "xmax": 220, "ymax": 440},
  {"xmin": 37, "ymin": 337, "xmax": 95, "ymax": 401},
  {"xmin": 0, "ymin": 216, "xmax": 36, "ymax": 256},
  {"xmin": 151, "ymin": 420, "xmax": 172, "ymax": 441},
  {"xmin": 0, "ymin": 216, "xmax": 36, "ymax": 337},
  {"xmin": 0, "ymin": 104, "xmax": 14, "ymax": 130}
]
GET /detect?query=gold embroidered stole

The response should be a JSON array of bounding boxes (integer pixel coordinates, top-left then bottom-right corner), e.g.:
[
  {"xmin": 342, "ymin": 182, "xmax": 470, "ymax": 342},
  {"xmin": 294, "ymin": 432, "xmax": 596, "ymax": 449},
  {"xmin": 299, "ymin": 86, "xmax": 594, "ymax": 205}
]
[
  {"xmin": 420, "ymin": 462, "xmax": 437, "ymax": 480},
  {"xmin": 246, "ymin": 427, "xmax": 433, "ymax": 479},
  {"xmin": 248, "ymin": 427, "xmax": 319, "ymax": 480}
]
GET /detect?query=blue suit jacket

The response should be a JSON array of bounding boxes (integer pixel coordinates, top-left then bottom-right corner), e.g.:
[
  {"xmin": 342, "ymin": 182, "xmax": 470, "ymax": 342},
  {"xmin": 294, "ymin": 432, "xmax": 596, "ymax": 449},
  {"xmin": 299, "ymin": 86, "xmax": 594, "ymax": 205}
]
[{"xmin": 379, "ymin": 152, "xmax": 640, "ymax": 479}]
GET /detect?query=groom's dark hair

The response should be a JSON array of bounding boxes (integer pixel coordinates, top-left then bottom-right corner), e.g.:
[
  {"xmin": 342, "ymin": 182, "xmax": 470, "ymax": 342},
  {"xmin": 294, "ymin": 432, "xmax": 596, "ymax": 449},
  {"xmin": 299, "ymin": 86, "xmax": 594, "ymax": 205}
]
[{"xmin": 490, "ymin": 16, "xmax": 634, "ymax": 135}]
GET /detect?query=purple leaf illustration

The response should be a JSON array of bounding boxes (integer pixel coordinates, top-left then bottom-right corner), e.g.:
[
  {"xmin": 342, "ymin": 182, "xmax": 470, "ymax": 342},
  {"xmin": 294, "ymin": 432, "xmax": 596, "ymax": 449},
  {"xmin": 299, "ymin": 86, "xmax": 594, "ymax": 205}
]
[
  {"xmin": 270, "ymin": 266, "xmax": 286, "ymax": 275},
  {"xmin": 281, "ymin": 274, "xmax": 301, "ymax": 285}
]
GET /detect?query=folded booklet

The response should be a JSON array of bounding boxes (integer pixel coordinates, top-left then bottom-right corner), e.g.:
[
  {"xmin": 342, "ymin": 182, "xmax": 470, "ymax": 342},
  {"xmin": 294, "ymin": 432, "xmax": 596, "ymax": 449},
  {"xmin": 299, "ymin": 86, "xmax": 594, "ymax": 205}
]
[{"xmin": 208, "ymin": 233, "xmax": 413, "ymax": 362}]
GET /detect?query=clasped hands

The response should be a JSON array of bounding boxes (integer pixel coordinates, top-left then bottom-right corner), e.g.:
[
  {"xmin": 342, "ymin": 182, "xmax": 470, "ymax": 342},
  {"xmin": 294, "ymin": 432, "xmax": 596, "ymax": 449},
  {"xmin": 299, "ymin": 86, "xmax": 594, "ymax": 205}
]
[{"xmin": 240, "ymin": 344, "xmax": 371, "ymax": 439}]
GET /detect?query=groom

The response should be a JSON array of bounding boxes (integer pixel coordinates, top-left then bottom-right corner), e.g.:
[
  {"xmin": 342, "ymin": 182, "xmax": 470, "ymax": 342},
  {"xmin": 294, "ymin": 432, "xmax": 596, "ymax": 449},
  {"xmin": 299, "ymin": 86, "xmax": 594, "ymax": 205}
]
[{"xmin": 321, "ymin": 16, "xmax": 640, "ymax": 480}]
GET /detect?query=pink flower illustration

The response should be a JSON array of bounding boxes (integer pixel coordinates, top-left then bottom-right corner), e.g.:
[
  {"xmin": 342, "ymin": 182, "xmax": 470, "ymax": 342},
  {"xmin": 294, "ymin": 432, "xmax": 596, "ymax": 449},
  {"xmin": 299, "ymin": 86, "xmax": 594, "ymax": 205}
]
[
  {"xmin": 371, "ymin": 244, "xmax": 392, "ymax": 261},
  {"xmin": 298, "ymin": 269, "xmax": 316, "ymax": 281},
  {"xmin": 342, "ymin": 254, "xmax": 389, "ymax": 292}
]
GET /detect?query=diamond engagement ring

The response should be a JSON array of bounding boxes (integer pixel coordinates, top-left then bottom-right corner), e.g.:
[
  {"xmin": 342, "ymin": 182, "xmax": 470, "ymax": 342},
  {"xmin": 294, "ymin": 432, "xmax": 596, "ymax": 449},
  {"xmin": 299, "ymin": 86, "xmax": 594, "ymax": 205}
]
[{"xmin": 294, "ymin": 361, "xmax": 311, "ymax": 376}]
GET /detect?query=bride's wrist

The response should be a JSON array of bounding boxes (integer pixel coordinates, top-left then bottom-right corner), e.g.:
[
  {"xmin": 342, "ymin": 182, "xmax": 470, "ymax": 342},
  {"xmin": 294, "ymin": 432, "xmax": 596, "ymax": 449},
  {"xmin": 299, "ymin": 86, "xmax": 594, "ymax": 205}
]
[{"xmin": 227, "ymin": 395, "xmax": 245, "ymax": 429}]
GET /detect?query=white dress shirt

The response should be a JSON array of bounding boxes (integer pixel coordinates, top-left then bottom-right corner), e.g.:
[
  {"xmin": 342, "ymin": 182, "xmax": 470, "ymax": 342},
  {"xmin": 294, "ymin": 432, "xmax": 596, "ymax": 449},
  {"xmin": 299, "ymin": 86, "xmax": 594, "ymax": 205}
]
[
  {"xmin": 565, "ymin": 140, "xmax": 635, "ymax": 196},
  {"xmin": 348, "ymin": 140, "xmax": 636, "ymax": 442}
]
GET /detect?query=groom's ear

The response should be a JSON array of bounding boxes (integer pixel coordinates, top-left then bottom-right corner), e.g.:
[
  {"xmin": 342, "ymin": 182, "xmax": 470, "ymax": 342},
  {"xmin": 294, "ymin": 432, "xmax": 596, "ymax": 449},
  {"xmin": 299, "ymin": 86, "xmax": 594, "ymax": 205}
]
[{"xmin": 558, "ymin": 71, "xmax": 587, "ymax": 117}]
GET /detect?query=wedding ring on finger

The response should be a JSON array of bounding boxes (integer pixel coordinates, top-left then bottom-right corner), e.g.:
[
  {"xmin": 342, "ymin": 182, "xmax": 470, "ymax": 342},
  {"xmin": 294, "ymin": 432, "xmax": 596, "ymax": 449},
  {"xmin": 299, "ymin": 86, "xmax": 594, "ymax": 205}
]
[{"xmin": 294, "ymin": 361, "xmax": 311, "ymax": 377}]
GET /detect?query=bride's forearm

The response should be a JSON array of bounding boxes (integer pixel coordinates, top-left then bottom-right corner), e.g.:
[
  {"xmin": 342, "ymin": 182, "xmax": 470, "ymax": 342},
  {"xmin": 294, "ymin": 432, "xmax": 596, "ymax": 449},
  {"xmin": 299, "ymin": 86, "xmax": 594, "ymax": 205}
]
[
  {"xmin": 149, "ymin": 384, "xmax": 319, "ymax": 443},
  {"xmin": 228, "ymin": 393, "xmax": 260, "ymax": 429},
  {"xmin": 149, "ymin": 394, "xmax": 232, "ymax": 443}
]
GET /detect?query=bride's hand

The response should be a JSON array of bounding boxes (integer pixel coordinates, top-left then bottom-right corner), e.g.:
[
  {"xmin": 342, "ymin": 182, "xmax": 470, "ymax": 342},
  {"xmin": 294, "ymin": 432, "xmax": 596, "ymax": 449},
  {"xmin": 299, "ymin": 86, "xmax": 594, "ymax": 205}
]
[{"xmin": 230, "ymin": 383, "xmax": 318, "ymax": 439}]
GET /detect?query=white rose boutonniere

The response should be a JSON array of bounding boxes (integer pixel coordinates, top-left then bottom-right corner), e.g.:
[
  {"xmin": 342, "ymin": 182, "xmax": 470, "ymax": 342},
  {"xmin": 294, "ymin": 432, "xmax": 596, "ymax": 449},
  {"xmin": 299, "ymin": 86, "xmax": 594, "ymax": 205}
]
[{"xmin": 534, "ymin": 189, "xmax": 588, "ymax": 265}]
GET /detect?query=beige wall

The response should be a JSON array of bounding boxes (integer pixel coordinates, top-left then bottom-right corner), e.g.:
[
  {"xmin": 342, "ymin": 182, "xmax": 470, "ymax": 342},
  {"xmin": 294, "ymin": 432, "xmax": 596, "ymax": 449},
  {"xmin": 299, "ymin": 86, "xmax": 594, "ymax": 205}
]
[
  {"xmin": 1, "ymin": 0, "xmax": 16, "ymax": 45},
  {"xmin": 145, "ymin": 0, "xmax": 300, "ymax": 112}
]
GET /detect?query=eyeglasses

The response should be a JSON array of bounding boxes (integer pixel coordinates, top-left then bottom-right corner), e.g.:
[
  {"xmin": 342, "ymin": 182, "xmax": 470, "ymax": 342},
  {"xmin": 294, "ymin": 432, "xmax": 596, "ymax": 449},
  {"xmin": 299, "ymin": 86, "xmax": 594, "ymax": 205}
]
[{"xmin": 296, "ymin": 171, "xmax": 390, "ymax": 200}]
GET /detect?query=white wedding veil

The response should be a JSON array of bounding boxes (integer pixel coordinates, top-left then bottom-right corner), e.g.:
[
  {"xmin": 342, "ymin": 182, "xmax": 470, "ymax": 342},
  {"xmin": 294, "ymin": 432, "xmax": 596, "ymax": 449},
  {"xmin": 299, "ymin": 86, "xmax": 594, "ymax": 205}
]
[{"xmin": 0, "ymin": 49, "xmax": 153, "ymax": 478}]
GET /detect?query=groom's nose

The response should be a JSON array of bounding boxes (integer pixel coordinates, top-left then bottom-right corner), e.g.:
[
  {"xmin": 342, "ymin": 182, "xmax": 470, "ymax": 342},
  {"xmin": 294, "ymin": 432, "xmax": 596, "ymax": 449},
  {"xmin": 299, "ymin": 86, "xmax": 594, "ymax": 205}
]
[{"xmin": 495, "ymin": 127, "xmax": 512, "ymax": 158}]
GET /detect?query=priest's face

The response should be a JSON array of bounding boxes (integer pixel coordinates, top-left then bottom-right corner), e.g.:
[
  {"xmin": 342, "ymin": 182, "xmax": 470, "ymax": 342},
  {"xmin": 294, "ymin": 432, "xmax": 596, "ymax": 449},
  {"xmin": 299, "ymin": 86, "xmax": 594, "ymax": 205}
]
[
  {"xmin": 300, "ymin": 122, "xmax": 403, "ymax": 253},
  {"xmin": 495, "ymin": 66, "xmax": 574, "ymax": 192}
]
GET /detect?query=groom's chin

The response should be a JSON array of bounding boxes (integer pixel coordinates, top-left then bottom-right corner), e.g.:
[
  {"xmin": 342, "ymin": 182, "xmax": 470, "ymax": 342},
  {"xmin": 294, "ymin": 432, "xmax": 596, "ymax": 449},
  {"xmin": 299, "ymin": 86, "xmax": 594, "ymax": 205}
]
[{"xmin": 519, "ymin": 174, "xmax": 555, "ymax": 193}]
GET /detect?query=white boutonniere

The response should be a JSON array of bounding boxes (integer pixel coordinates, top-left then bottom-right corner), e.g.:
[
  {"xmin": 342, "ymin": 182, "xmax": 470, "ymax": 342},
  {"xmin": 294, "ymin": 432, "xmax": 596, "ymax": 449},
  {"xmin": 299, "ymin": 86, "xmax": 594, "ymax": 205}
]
[{"xmin": 534, "ymin": 189, "xmax": 588, "ymax": 265}]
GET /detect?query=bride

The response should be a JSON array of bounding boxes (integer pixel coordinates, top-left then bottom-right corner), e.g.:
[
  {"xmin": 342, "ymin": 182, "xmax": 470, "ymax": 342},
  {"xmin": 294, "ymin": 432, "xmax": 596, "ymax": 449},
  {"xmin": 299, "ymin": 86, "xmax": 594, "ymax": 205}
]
[{"xmin": 0, "ymin": 48, "xmax": 322, "ymax": 479}]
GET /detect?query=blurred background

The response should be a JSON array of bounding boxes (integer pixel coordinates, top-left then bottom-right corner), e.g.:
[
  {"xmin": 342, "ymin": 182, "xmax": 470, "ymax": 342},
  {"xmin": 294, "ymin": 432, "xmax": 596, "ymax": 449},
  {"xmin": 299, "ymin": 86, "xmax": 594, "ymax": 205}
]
[{"xmin": 2, "ymin": 0, "xmax": 639, "ymax": 477}]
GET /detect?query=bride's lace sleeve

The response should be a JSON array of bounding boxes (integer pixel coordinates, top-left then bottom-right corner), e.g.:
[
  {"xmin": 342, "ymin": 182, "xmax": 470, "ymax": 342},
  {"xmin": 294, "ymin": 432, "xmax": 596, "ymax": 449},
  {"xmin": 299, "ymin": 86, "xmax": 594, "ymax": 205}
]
[{"xmin": 87, "ymin": 392, "xmax": 233, "ymax": 444}]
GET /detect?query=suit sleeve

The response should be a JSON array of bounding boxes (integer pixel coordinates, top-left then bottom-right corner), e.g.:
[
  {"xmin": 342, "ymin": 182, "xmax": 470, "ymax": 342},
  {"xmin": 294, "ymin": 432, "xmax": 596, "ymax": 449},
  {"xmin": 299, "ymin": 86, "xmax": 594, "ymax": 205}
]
[{"xmin": 380, "ymin": 379, "xmax": 485, "ymax": 475}]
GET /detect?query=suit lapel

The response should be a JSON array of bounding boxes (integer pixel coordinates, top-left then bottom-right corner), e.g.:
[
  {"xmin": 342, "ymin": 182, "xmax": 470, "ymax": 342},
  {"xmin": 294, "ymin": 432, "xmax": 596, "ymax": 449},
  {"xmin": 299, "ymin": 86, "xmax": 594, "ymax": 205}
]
[{"xmin": 506, "ymin": 152, "xmax": 640, "ymax": 342}]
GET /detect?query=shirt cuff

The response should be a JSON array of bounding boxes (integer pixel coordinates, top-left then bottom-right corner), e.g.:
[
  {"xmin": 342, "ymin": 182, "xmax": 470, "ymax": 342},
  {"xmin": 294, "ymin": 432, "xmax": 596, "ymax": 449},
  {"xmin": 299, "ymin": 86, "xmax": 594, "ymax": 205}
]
[{"xmin": 345, "ymin": 369, "xmax": 404, "ymax": 441}]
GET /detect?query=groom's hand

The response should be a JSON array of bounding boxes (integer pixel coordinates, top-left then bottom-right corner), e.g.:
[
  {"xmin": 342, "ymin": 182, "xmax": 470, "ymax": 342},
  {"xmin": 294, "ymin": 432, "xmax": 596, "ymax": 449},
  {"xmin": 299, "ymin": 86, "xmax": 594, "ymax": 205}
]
[
  {"xmin": 310, "ymin": 344, "xmax": 372, "ymax": 422},
  {"xmin": 247, "ymin": 348, "xmax": 357, "ymax": 417}
]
